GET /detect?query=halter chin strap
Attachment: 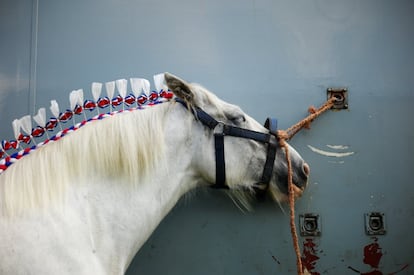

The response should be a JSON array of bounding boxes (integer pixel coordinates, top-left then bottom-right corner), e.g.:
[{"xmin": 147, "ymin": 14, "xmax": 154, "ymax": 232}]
[{"xmin": 176, "ymin": 98, "xmax": 279, "ymax": 191}]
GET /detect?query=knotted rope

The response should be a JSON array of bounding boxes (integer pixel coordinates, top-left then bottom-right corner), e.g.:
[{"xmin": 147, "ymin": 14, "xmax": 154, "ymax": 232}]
[{"xmin": 277, "ymin": 96, "xmax": 336, "ymax": 275}]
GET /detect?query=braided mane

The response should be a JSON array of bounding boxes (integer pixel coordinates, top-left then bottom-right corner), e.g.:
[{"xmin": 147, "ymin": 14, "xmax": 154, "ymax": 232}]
[{"xmin": 0, "ymin": 75, "xmax": 175, "ymax": 215}]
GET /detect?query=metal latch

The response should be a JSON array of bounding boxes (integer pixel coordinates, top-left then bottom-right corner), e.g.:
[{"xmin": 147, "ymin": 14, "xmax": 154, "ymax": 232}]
[
  {"xmin": 299, "ymin": 213, "xmax": 321, "ymax": 237},
  {"xmin": 327, "ymin": 88, "xmax": 348, "ymax": 109},
  {"xmin": 365, "ymin": 212, "xmax": 386, "ymax": 235}
]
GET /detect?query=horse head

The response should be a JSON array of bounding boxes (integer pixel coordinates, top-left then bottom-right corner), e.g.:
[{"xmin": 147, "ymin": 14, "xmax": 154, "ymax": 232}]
[{"xmin": 165, "ymin": 73, "xmax": 309, "ymax": 206}]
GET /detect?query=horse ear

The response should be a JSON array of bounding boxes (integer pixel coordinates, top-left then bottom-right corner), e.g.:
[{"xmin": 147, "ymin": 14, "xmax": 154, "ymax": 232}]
[{"xmin": 164, "ymin": 73, "xmax": 195, "ymax": 105}]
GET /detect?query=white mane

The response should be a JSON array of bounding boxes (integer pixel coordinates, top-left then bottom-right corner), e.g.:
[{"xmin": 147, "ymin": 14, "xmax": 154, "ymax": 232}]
[{"xmin": 0, "ymin": 103, "xmax": 171, "ymax": 216}]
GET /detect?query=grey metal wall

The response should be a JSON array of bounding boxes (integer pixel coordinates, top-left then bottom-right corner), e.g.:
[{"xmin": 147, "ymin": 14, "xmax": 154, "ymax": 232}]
[{"xmin": 1, "ymin": 0, "xmax": 413, "ymax": 274}]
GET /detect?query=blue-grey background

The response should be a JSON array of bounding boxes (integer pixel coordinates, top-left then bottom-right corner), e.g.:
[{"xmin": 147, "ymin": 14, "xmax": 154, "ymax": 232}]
[{"xmin": 1, "ymin": 0, "xmax": 413, "ymax": 274}]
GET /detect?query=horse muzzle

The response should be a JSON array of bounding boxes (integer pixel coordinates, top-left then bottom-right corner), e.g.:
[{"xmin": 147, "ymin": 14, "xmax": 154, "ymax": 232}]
[{"xmin": 279, "ymin": 161, "xmax": 310, "ymax": 200}]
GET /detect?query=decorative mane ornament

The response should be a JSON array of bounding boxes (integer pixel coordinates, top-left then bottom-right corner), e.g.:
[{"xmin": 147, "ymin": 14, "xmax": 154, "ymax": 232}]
[{"xmin": 0, "ymin": 74, "xmax": 174, "ymax": 174}]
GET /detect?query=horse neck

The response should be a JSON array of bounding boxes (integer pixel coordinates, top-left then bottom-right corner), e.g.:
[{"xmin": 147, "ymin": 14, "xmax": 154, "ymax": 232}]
[
  {"xmin": 80, "ymin": 176, "xmax": 191, "ymax": 271},
  {"xmin": 78, "ymin": 107, "xmax": 200, "ymax": 271}
]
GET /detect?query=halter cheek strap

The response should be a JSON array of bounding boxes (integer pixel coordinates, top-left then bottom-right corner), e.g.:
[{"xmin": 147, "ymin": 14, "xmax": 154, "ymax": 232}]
[
  {"xmin": 261, "ymin": 118, "xmax": 278, "ymax": 185},
  {"xmin": 176, "ymin": 98, "xmax": 279, "ymax": 190}
]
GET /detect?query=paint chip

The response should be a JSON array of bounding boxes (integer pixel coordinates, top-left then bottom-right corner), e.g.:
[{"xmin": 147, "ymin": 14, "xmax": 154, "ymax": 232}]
[
  {"xmin": 326, "ymin": 144, "xmax": 349, "ymax": 150},
  {"xmin": 307, "ymin": 145, "xmax": 355, "ymax": 158}
]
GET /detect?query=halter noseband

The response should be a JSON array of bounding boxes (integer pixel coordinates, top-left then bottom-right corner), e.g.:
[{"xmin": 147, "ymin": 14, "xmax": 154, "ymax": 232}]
[{"xmin": 176, "ymin": 98, "xmax": 279, "ymax": 191}]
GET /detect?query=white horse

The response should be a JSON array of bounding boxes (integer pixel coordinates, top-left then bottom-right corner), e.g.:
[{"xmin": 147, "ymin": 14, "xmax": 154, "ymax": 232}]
[{"xmin": 0, "ymin": 73, "xmax": 309, "ymax": 275}]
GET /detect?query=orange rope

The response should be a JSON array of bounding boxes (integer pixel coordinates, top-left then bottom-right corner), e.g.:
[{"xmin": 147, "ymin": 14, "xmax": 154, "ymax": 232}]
[
  {"xmin": 277, "ymin": 97, "xmax": 336, "ymax": 275},
  {"xmin": 284, "ymin": 97, "xmax": 337, "ymax": 140}
]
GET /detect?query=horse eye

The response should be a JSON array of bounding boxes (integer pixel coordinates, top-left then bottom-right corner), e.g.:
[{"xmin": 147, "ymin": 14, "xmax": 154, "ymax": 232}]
[
  {"xmin": 231, "ymin": 115, "xmax": 246, "ymax": 124},
  {"xmin": 225, "ymin": 106, "xmax": 246, "ymax": 124}
]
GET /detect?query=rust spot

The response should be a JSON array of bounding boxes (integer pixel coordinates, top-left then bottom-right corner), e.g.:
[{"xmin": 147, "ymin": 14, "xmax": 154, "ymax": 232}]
[
  {"xmin": 302, "ymin": 238, "xmax": 320, "ymax": 275},
  {"xmin": 348, "ymin": 238, "xmax": 409, "ymax": 274},
  {"xmin": 363, "ymin": 238, "xmax": 383, "ymax": 268}
]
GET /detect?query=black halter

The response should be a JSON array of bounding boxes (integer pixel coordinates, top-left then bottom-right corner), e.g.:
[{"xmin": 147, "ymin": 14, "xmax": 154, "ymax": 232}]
[{"xmin": 176, "ymin": 98, "xmax": 279, "ymax": 190}]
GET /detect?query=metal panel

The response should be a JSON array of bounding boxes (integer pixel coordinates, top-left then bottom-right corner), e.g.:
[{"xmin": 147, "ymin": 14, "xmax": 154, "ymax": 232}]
[
  {"xmin": 1, "ymin": 0, "xmax": 413, "ymax": 274},
  {"xmin": 0, "ymin": 0, "xmax": 34, "ymax": 141}
]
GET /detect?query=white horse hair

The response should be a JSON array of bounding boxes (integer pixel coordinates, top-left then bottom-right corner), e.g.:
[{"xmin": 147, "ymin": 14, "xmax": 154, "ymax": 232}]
[
  {"xmin": 0, "ymin": 73, "xmax": 309, "ymax": 274},
  {"xmin": 1, "ymin": 104, "xmax": 169, "ymax": 216}
]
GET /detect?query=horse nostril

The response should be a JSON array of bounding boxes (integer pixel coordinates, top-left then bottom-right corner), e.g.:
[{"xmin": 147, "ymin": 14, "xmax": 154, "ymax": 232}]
[{"xmin": 303, "ymin": 163, "xmax": 310, "ymax": 177}]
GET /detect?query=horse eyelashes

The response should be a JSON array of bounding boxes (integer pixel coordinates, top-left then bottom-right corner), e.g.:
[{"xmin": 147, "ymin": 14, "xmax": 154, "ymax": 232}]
[{"xmin": 228, "ymin": 115, "xmax": 246, "ymax": 125}]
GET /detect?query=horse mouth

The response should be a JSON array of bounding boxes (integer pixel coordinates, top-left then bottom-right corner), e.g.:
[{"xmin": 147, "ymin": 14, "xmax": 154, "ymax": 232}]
[
  {"xmin": 277, "ymin": 175, "xmax": 308, "ymax": 199},
  {"xmin": 280, "ymin": 184, "xmax": 306, "ymax": 203},
  {"xmin": 267, "ymin": 180, "xmax": 307, "ymax": 203},
  {"xmin": 290, "ymin": 162, "xmax": 309, "ymax": 199},
  {"xmin": 262, "ymin": 162, "xmax": 309, "ymax": 202},
  {"xmin": 291, "ymin": 183, "xmax": 305, "ymax": 199}
]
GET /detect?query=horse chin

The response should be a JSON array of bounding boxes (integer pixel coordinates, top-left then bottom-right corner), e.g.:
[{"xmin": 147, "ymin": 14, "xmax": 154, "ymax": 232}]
[
  {"xmin": 290, "ymin": 184, "xmax": 305, "ymax": 199},
  {"xmin": 268, "ymin": 183, "xmax": 305, "ymax": 204}
]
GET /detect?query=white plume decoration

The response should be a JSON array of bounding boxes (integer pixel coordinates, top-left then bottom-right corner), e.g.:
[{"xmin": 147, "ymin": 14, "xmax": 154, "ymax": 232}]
[
  {"xmin": 142, "ymin": 79, "xmax": 150, "ymax": 95},
  {"xmin": 50, "ymin": 100, "xmax": 60, "ymax": 118},
  {"xmin": 130, "ymin": 78, "xmax": 150, "ymax": 96},
  {"xmin": 105, "ymin": 81, "xmax": 115, "ymax": 99},
  {"xmin": 69, "ymin": 89, "xmax": 84, "ymax": 110},
  {"xmin": 12, "ymin": 119, "xmax": 21, "ymax": 139},
  {"xmin": 33, "ymin": 108, "xmax": 46, "ymax": 127},
  {"xmin": 116, "ymin": 79, "xmax": 128, "ymax": 98},
  {"xmin": 91, "ymin": 82, "xmax": 102, "ymax": 102},
  {"xmin": 69, "ymin": 91, "xmax": 77, "ymax": 110},
  {"xmin": 19, "ymin": 115, "xmax": 32, "ymax": 135},
  {"xmin": 130, "ymin": 78, "xmax": 143, "ymax": 96},
  {"xmin": 154, "ymin": 73, "xmax": 167, "ymax": 92}
]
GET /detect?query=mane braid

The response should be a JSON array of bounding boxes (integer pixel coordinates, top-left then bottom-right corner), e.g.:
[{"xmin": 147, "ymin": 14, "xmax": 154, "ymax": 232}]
[{"xmin": 0, "ymin": 89, "xmax": 175, "ymax": 175}]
